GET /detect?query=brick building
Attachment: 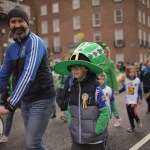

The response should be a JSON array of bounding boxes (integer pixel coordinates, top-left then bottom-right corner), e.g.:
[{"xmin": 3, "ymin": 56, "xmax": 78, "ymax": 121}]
[
  {"xmin": 36, "ymin": 0, "xmax": 150, "ymax": 65},
  {"xmin": 0, "ymin": 0, "xmax": 150, "ymax": 66}
]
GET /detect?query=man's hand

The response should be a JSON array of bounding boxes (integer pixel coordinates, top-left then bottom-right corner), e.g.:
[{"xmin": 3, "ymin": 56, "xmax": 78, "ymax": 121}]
[{"xmin": 0, "ymin": 106, "xmax": 9, "ymax": 115}]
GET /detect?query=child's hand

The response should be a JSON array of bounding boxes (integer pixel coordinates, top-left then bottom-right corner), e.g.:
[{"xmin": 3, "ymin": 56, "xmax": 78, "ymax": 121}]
[
  {"xmin": 138, "ymin": 100, "xmax": 142, "ymax": 105},
  {"xmin": 114, "ymin": 91, "xmax": 119, "ymax": 95}
]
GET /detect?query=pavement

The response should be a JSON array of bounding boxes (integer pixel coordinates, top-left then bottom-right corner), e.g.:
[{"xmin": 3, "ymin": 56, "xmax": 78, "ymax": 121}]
[{"xmin": 0, "ymin": 92, "xmax": 150, "ymax": 150}]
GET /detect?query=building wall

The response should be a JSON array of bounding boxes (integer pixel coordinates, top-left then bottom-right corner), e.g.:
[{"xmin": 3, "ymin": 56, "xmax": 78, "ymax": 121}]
[
  {"xmin": 1, "ymin": 0, "xmax": 150, "ymax": 66},
  {"xmin": 36, "ymin": 0, "xmax": 150, "ymax": 64}
]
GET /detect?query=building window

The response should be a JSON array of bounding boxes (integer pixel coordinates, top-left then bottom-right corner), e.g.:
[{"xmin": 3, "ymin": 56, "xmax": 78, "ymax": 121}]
[
  {"xmin": 113, "ymin": 0, "xmax": 122, "ymax": 2},
  {"xmin": 116, "ymin": 53, "xmax": 124, "ymax": 63},
  {"xmin": 148, "ymin": 16, "xmax": 150, "ymax": 27},
  {"xmin": 72, "ymin": 0, "xmax": 80, "ymax": 10},
  {"xmin": 73, "ymin": 16, "xmax": 80, "ymax": 30},
  {"xmin": 53, "ymin": 19, "xmax": 60, "ymax": 32},
  {"xmin": 53, "ymin": 36, "xmax": 61, "ymax": 52},
  {"xmin": 138, "ymin": 10, "xmax": 142, "ymax": 23},
  {"xmin": 74, "ymin": 35, "xmax": 81, "ymax": 43},
  {"xmin": 41, "ymin": 21, "xmax": 48, "ymax": 34},
  {"xmin": 143, "ymin": 31, "xmax": 146, "ymax": 46},
  {"xmin": 147, "ymin": 0, "xmax": 150, "ymax": 8},
  {"xmin": 114, "ymin": 9, "xmax": 123, "ymax": 23},
  {"xmin": 142, "ymin": 0, "xmax": 145, "ymax": 4},
  {"xmin": 42, "ymin": 37, "xmax": 49, "ymax": 48},
  {"xmin": 92, "ymin": 0, "xmax": 100, "ymax": 6},
  {"xmin": 52, "ymin": 3, "xmax": 59, "ymax": 13},
  {"xmin": 142, "ymin": 12, "xmax": 146, "ymax": 25},
  {"xmin": 41, "ymin": 4, "xmax": 47, "ymax": 16},
  {"xmin": 93, "ymin": 32, "xmax": 101, "ymax": 44},
  {"xmin": 114, "ymin": 29, "xmax": 124, "ymax": 47},
  {"xmin": 138, "ymin": 29, "xmax": 142, "ymax": 46},
  {"xmin": 93, "ymin": 13, "xmax": 101, "ymax": 27},
  {"xmin": 148, "ymin": 33, "xmax": 150, "ymax": 48}
]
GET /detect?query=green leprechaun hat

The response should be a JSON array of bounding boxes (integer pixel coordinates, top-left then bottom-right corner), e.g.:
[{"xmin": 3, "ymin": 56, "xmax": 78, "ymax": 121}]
[{"xmin": 54, "ymin": 42, "xmax": 105, "ymax": 76}]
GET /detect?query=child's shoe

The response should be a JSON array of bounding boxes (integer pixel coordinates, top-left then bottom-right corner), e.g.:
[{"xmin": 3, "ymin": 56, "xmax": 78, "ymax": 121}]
[
  {"xmin": 0, "ymin": 135, "xmax": 8, "ymax": 143},
  {"xmin": 137, "ymin": 120, "xmax": 142, "ymax": 128},
  {"xmin": 127, "ymin": 127, "xmax": 134, "ymax": 132},
  {"xmin": 114, "ymin": 117, "xmax": 122, "ymax": 127}
]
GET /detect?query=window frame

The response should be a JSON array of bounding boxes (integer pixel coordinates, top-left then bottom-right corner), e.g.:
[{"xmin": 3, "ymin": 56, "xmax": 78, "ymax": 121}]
[
  {"xmin": 93, "ymin": 12, "xmax": 101, "ymax": 27},
  {"xmin": 52, "ymin": 3, "xmax": 59, "ymax": 13},
  {"xmin": 73, "ymin": 16, "xmax": 81, "ymax": 30},
  {"xmin": 41, "ymin": 4, "xmax": 47, "ymax": 16},
  {"xmin": 53, "ymin": 19, "xmax": 60, "ymax": 33},
  {"xmin": 41, "ymin": 20, "xmax": 48, "ymax": 34},
  {"xmin": 72, "ymin": 0, "xmax": 80, "ymax": 10},
  {"xmin": 114, "ymin": 9, "xmax": 123, "ymax": 24}
]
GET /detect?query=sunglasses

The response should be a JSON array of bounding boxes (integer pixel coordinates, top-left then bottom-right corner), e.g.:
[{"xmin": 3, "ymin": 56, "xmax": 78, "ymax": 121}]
[{"xmin": 69, "ymin": 65, "xmax": 83, "ymax": 71}]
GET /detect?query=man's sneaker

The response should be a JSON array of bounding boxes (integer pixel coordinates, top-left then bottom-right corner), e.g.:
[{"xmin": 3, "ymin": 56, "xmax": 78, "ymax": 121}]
[
  {"xmin": 60, "ymin": 116, "xmax": 67, "ymax": 122},
  {"xmin": 0, "ymin": 135, "xmax": 8, "ymax": 143},
  {"xmin": 127, "ymin": 127, "xmax": 134, "ymax": 132},
  {"xmin": 137, "ymin": 120, "xmax": 142, "ymax": 128},
  {"xmin": 114, "ymin": 117, "xmax": 122, "ymax": 127}
]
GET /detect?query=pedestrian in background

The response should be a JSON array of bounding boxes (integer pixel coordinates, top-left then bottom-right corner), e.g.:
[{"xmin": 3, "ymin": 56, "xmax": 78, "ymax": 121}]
[
  {"xmin": 118, "ymin": 65, "xmax": 143, "ymax": 132},
  {"xmin": 0, "ymin": 6, "xmax": 56, "ymax": 149},
  {"xmin": 140, "ymin": 58, "xmax": 150, "ymax": 114},
  {"xmin": 97, "ymin": 73, "xmax": 118, "ymax": 120},
  {"xmin": 101, "ymin": 43, "xmax": 122, "ymax": 127},
  {"xmin": 54, "ymin": 42, "xmax": 110, "ymax": 150}
]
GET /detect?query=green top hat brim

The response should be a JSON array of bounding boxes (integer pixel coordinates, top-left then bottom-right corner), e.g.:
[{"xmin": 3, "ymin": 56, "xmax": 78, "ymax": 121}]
[{"xmin": 54, "ymin": 60, "xmax": 103, "ymax": 76}]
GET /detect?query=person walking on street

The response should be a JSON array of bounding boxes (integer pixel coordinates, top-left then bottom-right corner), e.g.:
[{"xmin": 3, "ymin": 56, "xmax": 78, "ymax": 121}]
[
  {"xmin": 0, "ymin": 6, "xmax": 56, "ymax": 149},
  {"xmin": 97, "ymin": 73, "xmax": 119, "ymax": 120},
  {"xmin": 140, "ymin": 58, "xmax": 150, "ymax": 114},
  {"xmin": 118, "ymin": 66, "xmax": 143, "ymax": 132},
  {"xmin": 54, "ymin": 42, "xmax": 110, "ymax": 150}
]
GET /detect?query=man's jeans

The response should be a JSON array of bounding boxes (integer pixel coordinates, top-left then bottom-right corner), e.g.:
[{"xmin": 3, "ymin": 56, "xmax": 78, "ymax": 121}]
[{"xmin": 21, "ymin": 97, "xmax": 55, "ymax": 150}]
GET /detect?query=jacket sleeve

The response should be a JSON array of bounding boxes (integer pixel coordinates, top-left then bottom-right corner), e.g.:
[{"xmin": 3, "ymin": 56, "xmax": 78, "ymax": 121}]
[
  {"xmin": 95, "ymin": 86, "xmax": 110, "ymax": 135},
  {"xmin": 110, "ymin": 61, "xmax": 118, "ymax": 91},
  {"xmin": 95, "ymin": 107, "xmax": 110, "ymax": 135},
  {"xmin": 138, "ymin": 82, "xmax": 143, "ymax": 100},
  {"xmin": 67, "ymin": 106, "xmax": 72, "ymax": 125},
  {"xmin": 9, "ymin": 38, "xmax": 46, "ymax": 107},
  {"xmin": 0, "ymin": 46, "xmax": 13, "ymax": 93},
  {"xmin": 119, "ymin": 83, "xmax": 126, "ymax": 93}
]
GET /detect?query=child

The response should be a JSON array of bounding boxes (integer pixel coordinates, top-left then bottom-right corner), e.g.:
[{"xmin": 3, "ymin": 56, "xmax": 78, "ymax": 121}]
[
  {"xmin": 97, "ymin": 73, "xmax": 120, "ymax": 121},
  {"xmin": 140, "ymin": 58, "xmax": 150, "ymax": 114},
  {"xmin": 118, "ymin": 65, "xmax": 143, "ymax": 132},
  {"xmin": 54, "ymin": 42, "xmax": 110, "ymax": 150}
]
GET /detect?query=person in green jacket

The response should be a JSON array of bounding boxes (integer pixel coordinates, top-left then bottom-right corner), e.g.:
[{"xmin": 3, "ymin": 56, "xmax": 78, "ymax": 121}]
[
  {"xmin": 101, "ymin": 43, "xmax": 122, "ymax": 127},
  {"xmin": 54, "ymin": 42, "xmax": 110, "ymax": 150}
]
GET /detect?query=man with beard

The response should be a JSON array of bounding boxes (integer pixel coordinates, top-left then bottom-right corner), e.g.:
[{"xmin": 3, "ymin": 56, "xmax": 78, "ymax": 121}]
[{"xmin": 0, "ymin": 6, "xmax": 56, "ymax": 150}]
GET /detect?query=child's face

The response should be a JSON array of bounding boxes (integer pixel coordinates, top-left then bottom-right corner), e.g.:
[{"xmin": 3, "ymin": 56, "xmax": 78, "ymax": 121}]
[
  {"xmin": 53, "ymin": 77, "xmax": 58, "ymax": 82},
  {"xmin": 70, "ymin": 65, "xmax": 88, "ymax": 80},
  {"xmin": 128, "ymin": 69, "xmax": 135, "ymax": 78},
  {"xmin": 98, "ymin": 75, "xmax": 105, "ymax": 86}
]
